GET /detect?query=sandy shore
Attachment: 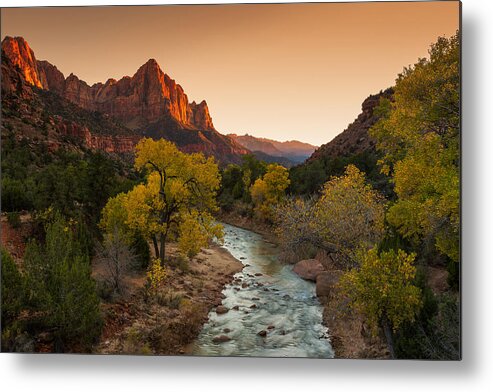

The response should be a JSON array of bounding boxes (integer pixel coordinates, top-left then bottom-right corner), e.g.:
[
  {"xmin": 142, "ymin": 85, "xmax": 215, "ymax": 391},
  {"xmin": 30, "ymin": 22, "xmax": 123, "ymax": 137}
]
[{"xmin": 95, "ymin": 243, "xmax": 243, "ymax": 355}]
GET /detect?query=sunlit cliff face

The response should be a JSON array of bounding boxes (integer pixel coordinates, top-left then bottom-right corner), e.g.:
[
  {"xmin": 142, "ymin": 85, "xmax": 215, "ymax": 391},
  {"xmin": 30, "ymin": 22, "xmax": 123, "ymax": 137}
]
[
  {"xmin": 2, "ymin": 36, "xmax": 43, "ymax": 88},
  {"xmin": 1, "ymin": 35, "xmax": 249, "ymax": 163},
  {"xmin": 2, "ymin": 36, "xmax": 216, "ymax": 132}
]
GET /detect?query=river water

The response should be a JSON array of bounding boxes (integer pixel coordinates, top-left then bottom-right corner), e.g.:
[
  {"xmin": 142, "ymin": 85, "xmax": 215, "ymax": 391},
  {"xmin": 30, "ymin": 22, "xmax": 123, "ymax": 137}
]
[{"xmin": 192, "ymin": 223, "xmax": 334, "ymax": 358}]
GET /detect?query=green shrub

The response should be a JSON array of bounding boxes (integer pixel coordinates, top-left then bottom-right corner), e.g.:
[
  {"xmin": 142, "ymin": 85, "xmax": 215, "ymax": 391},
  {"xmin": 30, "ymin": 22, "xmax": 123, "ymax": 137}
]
[
  {"xmin": 172, "ymin": 254, "xmax": 190, "ymax": 273},
  {"xmin": 394, "ymin": 270, "xmax": 459, "ymax": 360},
  {"xmin": 156, "ymin": 289, "xmax": 184, "ymax": 309},
  {"xmin": 447, "ymin": 259, "xmax": 460, "ymax": 291},
  {"xmin": 1, "ymin": 248, "xmax": 24, "ymax": 329},
  {"xmin": 6, "ymin": 211, "xmax": 21, "ymax": 229},
  {"xmin": 1, "ymin": 177, "xmax": 33, "ymax": 211},
  {"xmin": 131, "ymin": 234, "xmax": 151, "ymax": 269},
  {"xmin": 24, "ymin": 214, "xmax": 102, "ymax": 352}
]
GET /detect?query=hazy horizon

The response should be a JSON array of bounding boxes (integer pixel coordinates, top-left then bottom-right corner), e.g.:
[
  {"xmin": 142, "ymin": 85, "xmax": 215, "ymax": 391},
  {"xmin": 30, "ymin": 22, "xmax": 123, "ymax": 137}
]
[{"xmin": 1, "ymin": 2, "xmax": 459, "ymax": 145}]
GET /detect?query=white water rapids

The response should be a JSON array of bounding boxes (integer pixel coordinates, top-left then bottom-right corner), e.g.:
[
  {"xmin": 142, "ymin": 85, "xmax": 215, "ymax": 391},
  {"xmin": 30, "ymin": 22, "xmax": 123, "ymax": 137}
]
[{"xmin": 191, "ymin": 223, "xmax": 334, "ymax": 358}]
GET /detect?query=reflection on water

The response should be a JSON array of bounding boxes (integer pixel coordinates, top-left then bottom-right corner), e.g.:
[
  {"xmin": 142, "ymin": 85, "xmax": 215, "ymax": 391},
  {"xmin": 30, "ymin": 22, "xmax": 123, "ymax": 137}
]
[{"xmin": 192, "ymin": 223, "xmax": 334, "ymax": 358}]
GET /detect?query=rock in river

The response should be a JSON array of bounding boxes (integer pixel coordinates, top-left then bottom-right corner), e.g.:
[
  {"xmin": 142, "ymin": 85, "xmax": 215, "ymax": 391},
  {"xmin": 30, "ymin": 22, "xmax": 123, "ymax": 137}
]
[
  {"xmin": 215, "ymin": 305, "xmax": 229, "ymax": 314},
  {"xmin": 293, "ymin": 259, "xmax": 325, "ymax": 281},
  {"xmin": 212, "ymin": 335, "xmax": 231, "ymax": 343}
]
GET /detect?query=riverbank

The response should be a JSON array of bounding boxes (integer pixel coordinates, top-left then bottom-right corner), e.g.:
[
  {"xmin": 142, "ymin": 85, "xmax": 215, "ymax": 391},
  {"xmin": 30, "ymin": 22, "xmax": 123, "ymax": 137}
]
[
  {"xmin": 315, "ymin": 255, "xmax": 390, "ymax": 358},
  {"xmin": 217, "ymin": 210, "xmax": 278, "ymax": 243},
  {"xmin": 216, "ymin": 211, "xmax": 390, "ymax": 358},
  {"xmin": 191, "ymin": 223, "xmax": 334, "ymax": 358},
  {"xmin": 95, "ymin": 242, "xmax": 243, "ymax": 355}
]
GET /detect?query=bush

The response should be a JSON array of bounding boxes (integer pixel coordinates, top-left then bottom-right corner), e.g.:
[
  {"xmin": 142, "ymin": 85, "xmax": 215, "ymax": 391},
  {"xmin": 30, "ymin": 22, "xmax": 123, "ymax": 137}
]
[
  {"xmin": 1, "ymin": 248, "xmax": 24, "ymax": 329},
  {"xmin": 1, "ymin": 177, "xmax": 33, "ymax": 211},
  {"xmin": 6, "ymin": 211, "xmax": 21, "ymax": 229},
  {"xmin": 131, "ymin": 234, "xmax": 151, "ymax": 269},
  {"xmin": 123, "ymin": 326, "xmax": 153, "ymax": 355},
  {"xmin": 447, "ymin": 259, "xmax": 460, "ymax": 291},
  {"xmin": 97, "ymin": 229, "xmax": 137, "ymax": 297},
  {"xmin": 24, "ymin": 214, "xmax": 102, "ymax": 352},
  {"xmin": 144, "ymin": 259, "xmax": 168, "ymax": 300},
  {"xmin": 394, "ymin": 291, "xmax": 460, "ymax": 360},
  {"xmin": 170, "ymin": 254, "xmax": 190, "ymax": 273},
  {"xmin": 156, "ymin": 289, "xmax": 184, "ymax": 309},
  {"xmin": 149, "ymin": 301, "xmax": 206, "ymax": 353}
]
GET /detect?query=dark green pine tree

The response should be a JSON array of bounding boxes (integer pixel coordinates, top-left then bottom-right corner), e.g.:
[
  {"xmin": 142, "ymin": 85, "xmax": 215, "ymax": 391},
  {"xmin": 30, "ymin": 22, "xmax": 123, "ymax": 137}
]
[{"xmin": 24, "ymin": 214, "xmax": 102, "ymax": 352}]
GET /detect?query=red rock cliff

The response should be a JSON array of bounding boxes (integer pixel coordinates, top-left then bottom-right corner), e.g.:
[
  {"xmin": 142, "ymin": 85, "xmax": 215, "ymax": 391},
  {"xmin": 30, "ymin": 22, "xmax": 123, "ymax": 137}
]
[
  {"xmin": 55, "ymin": 119, "xmax": 140, "ymax": 153},
  {"xmin": 2, "ymin": 37, "xmax": 216, "ymax": 132},
  {"xmin": 1, "ymin": 36, "xmax": 44, "ymax": 89},
  {"xmin": 2, "ymin": 36, "xmax": 248, "ymax": 164}
]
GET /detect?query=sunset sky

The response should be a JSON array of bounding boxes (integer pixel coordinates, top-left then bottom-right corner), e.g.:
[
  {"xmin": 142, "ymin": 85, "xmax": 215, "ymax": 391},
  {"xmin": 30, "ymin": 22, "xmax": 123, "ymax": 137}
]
[{"xmin": 1, "ymin": 1, "xmax": 459, "ymax": 146}]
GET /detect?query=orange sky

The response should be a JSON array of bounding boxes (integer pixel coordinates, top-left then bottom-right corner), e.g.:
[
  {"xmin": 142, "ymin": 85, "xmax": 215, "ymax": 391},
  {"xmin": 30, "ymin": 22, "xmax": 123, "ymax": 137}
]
[{"xmin": 1, "ymin": 2, "xmax": 459, "ymax": 145}]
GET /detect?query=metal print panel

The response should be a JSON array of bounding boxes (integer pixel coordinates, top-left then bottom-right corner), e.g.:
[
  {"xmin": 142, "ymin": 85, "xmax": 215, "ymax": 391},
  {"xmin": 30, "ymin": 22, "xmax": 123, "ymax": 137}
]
[{"xmin": 0, "ymin": 1, "xmax": 461, "ymax": 359}]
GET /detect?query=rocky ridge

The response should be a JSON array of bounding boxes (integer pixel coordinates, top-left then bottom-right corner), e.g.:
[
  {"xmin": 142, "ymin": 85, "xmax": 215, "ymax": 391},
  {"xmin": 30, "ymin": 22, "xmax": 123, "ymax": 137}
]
[
  {"xmin": 307, "ymin": 88, "xmax": 394, "ymax": 162},
  {"xmin": 229, "ymin": 133, "xmax": 317, "ymax": 163},
  {"xmin": 1, "ymin": 36, "xmax": 248, "ymax": 163}
]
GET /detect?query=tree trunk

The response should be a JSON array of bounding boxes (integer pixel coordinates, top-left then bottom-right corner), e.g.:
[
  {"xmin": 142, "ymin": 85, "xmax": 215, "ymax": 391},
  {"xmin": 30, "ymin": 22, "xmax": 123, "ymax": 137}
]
[
  {"xmin": 54, "ymin": 334, "xmax": 64, "ymax": 353},
  {"xmin": 382, "ymin": 317, "xmax": 396, "ymax": 359},
  {"xmin": 158, "ymin": 170, "xmax": 166, "ymax": 267},
  {"xmin": 159, "ymin": 233, "xmax": 166, "ymax": 266},
  {"xmin": 152, "ymin": 236, "xmax": 159, "ymax": 260}
]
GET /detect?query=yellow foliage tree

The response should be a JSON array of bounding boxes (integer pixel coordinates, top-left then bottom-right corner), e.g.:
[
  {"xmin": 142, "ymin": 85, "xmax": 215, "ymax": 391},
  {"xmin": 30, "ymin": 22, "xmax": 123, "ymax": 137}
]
[
  {"xmin": 339, "ymin": 247, "xmax": 422, "ymax": 357},
  {"xmin": 250, "ymin": 163, "xmax": 290, "ymax": 221},
  {"xmin": 146, "ymin": 258, "xmax": 168, "ymax": 293},
  {"xmin": 315, "ymin": 164, "xmax": 386, "ymax": 263},
  {"xmin": 370, "ymin": 32, "xmax": 459, "ymax": 262},
  {"xmin": 275, "ymin": 165, "xmax": 385, "ymax": 266},
  {"xmin": 101, "ymin": 138, "xmax": 223, "ymax": 265}
]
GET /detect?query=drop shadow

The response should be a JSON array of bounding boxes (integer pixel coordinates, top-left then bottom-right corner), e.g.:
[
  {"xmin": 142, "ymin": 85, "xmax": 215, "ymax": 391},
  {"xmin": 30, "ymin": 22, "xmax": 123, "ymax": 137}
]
[{"xmin": 6, "ymin": 5, "xmax": 480, "ymax": 382}]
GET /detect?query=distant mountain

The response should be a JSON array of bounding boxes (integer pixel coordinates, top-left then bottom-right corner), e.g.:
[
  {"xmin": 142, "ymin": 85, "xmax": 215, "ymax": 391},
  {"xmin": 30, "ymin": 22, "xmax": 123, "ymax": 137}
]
[
  {"xmin": 1, "ymin": 36, "xmax": 249, "ymax": 164},
  {"xmin": 249, "ymin": 151, "xmax": 296, "ymax": 168},
  {"xmin": 228, "ymin": 134, "xmax": 317, "ymax": 163}
]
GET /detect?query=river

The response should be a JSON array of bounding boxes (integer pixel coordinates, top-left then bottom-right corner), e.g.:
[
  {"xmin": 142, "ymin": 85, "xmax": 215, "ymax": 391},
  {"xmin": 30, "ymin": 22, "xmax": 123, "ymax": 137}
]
[{"xmin": 191, "ymin": 223, "xmax": 334, "ymax": 358}]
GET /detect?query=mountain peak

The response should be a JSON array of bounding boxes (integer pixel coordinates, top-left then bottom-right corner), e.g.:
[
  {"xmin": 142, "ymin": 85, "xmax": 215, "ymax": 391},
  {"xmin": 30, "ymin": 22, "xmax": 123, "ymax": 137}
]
[
  {"xmin": 139, "ymin": 58, "xmax": 162, "ymax": 72},
  {"xmin": 190, "ymin": 100, "xmax": 214, "ymax": 130},
  {"xmin": 1, "ymin": 35, "xmax": 43, "ymax": 88},
  {"xmin": 3, "ymin": 36, "xmax": 217, "ymax": 131},
  {"xmin": 229, "ymin": 134, "xmax": 317, "ymax": 163},
  {"xmin": 146, "ymin": 58, "xmax": 158, "ymax": 65}
]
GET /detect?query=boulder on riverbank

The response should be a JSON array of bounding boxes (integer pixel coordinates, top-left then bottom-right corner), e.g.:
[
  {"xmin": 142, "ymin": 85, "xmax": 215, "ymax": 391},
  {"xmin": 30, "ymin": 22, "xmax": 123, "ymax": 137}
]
[{"xmin": 293, "ymin": 259, "xmax": 325, "ymax": 281}]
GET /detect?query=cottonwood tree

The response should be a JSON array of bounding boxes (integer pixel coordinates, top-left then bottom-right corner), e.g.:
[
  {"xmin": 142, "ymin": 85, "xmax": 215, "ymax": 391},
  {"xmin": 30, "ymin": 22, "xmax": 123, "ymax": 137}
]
[
  {"xmin": 100, "ymin": 138, "xmax": 223, "ymax": 266},
  {"xmin": 275, "ymin": 165, "xmax": 385, "ymax": 267},
  {"xmin": 370, "ymin": 32, "xmax": 460, "ymax": 263},
  {"xmin": 251, "ymin": 163, "xmax": 290, "ymax": 222},
  {"xmin": 339, "ymin": 247, "xmax": 422, "ymax": 358}
]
